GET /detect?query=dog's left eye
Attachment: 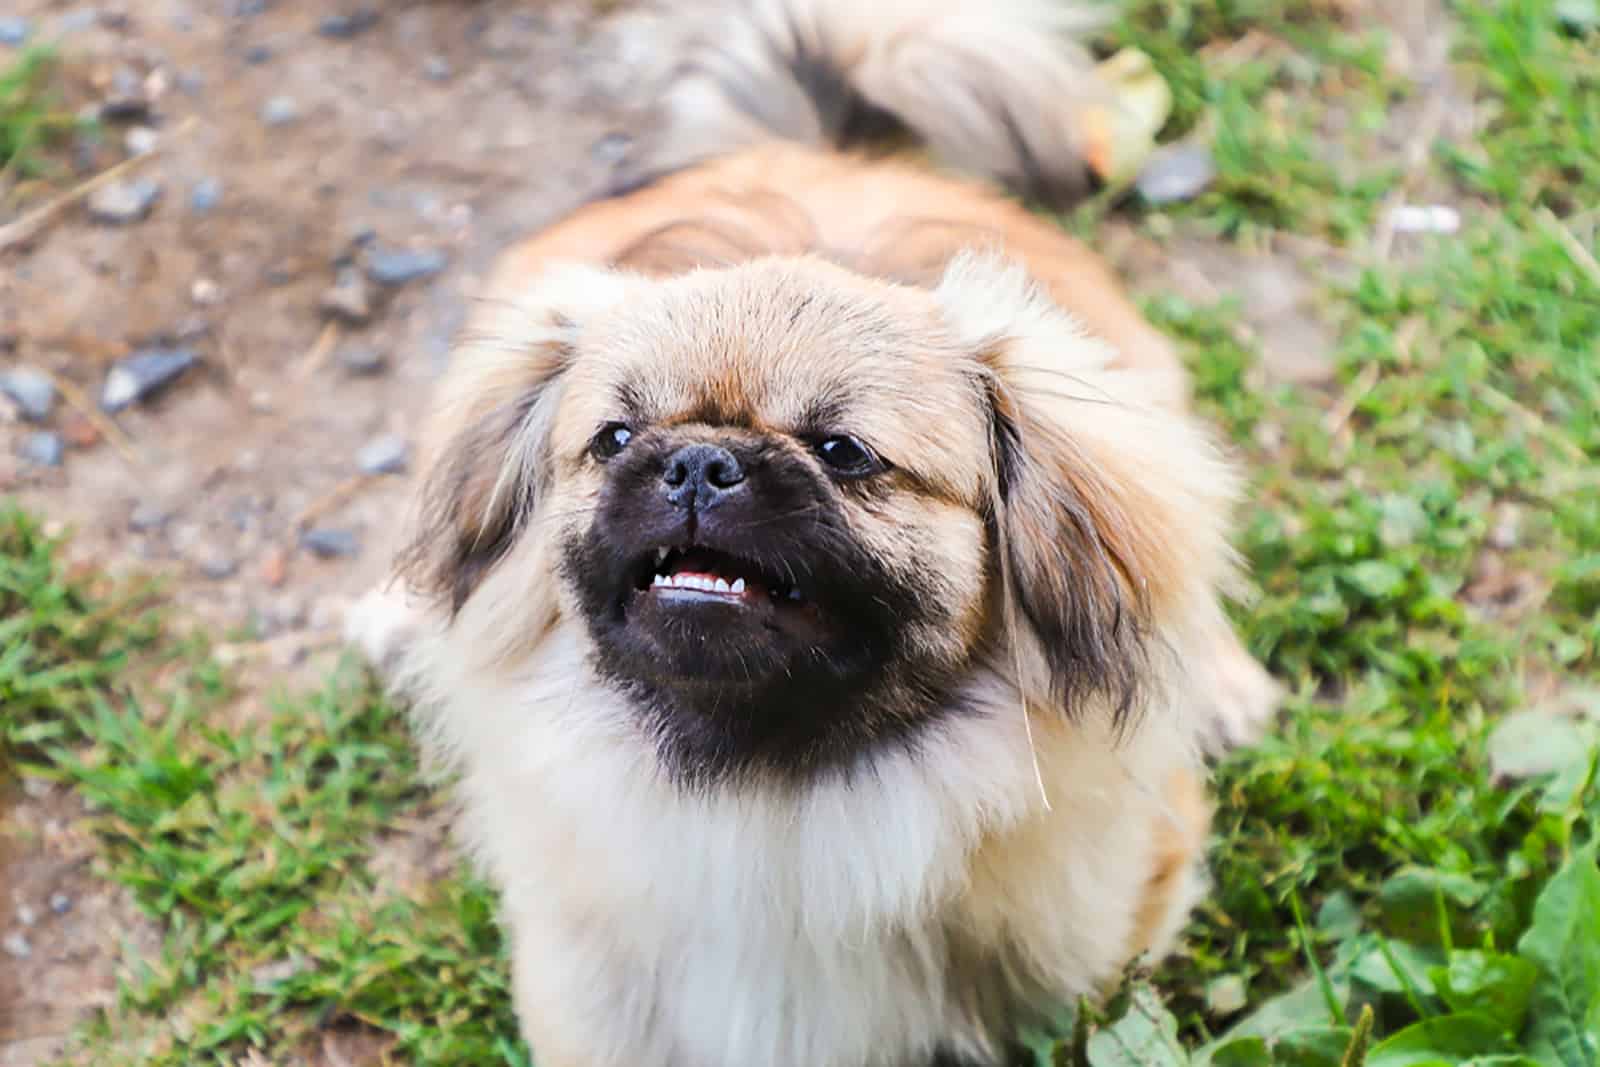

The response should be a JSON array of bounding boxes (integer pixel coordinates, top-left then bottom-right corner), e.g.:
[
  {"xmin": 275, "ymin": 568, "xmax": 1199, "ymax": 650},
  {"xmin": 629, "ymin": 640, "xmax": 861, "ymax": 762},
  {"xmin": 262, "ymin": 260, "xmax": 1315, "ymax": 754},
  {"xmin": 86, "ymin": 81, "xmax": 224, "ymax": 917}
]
[
  {"xmin": 591, "ymin": 422, "xmax": 633, "ymax": 461},
  {"xmin": 815, "ymin": 434, "xmax": 882, "ymax": 477}
]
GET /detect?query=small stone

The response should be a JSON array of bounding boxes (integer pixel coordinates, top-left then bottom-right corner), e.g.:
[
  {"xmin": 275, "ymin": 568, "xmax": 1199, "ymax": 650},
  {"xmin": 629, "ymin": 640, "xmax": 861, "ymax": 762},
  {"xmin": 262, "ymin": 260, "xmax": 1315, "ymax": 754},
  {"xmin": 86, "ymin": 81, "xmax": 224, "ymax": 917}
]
[
  {"xmin": 124, "ymin": 125, "xmax": 159, "ymax": 156},
  {"xmin": 422, "ymin": 55, "xmax": 451, "ymax": 81},
  {"xmin": 101, "ymin": 347, "xmax": 198, "ymax": 412},
  {"xmin": 364, "ymin": 246, "xmax": 448, "ymax": 287},
  {"xmin": 22, "ymin": 432, "xmax": 64, "ymax": 467},
  {"xmin": 356, "ymin": 434, "xmax": 409, "ymax": 475},
  {"xmin": 61, "ymin": 412, "xmax": 101, "ymax": 448},
  {"xmin": 49, "ymin": 893, "xmax": 72, "ymax": 915},
  {"xmin": 302, "ymin": 527, "xmax": 359, "ymax": 559},
  {"xmin": 260, "ymin": 546, "xmax": 288, "ymax": 587},
  {"xmin": 243, "ymin": 43, "xmax": 273, "ymax": 65},
  {"xmin": 191, "ymin": 278, "xmax": 222, "ymax": 306},
  {"xmin": 198, "ymin": 551, "xmax": 238, "ymax": 580},
  {"xmin": 2, "ymin": 931, "xmax": 31, "ymax": 960},
  {"xmin": 260, "ymin": 95, "xmax": 299, "ymax": 127},
  {"xmin": 87, "ymin": 177, "xmax": 163, "ymax": 224},
  {"xmin": 337, "ymin": 344, "xmax": 386, "ymax": 376},
  {"xmin": 130, "ymin": 502, "xmax": 170, "ymax": 530},
  {"xmin": 319, "ymin": 268, "xmax": 374, "ymax": 324},
  {"xmin": 319, "ymin": 9, "xmax": 379, "ymax": 38},
  {"xmin": 1135, "ymin": 142, "xmax": 1218, "ymax": 205},
  {"xmin": 0, "ymin": 366, "xmax": 56, "ymax": 420},
  {"xmin": 190, "ymin": 177, "xmax": 223, "ymax": 213},
  {"xmin": 56, "ymin": 10, "xmax": 98, "ymax": 35},
  {"xmin": 0, "ymin": 16, "xmax": 32, "ymax": 46},
  {"xmin": 16, "ymin": 905, "xmax": 37, "ymax": 928},
  {"xmin": 1388, "ymin": 203, "xmax": 1461, "ymax": 235},
  {"xmin": 100, "ymin": 66, "xmax": 151, "ymax": 120}
]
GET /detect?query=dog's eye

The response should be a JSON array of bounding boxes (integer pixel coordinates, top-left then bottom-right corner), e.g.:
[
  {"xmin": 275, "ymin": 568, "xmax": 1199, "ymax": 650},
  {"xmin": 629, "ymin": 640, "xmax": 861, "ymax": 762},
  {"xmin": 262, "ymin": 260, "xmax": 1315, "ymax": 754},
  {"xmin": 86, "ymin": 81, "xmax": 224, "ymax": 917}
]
[
  {"xmin": 815, "ymin": 434, "xmax": 882, "ymax": 477},
  {"xmin": 591, "ymin": 422, "xmax": 633, "ymax": 461}
]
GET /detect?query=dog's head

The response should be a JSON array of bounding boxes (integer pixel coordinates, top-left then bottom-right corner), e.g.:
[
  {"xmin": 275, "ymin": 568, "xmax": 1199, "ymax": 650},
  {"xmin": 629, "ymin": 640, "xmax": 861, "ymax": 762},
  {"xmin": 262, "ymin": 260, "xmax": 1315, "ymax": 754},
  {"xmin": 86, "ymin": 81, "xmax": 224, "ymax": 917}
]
[{"xmin": 402, "ymin": 254, "xmax": 1237, "ymax": 785}]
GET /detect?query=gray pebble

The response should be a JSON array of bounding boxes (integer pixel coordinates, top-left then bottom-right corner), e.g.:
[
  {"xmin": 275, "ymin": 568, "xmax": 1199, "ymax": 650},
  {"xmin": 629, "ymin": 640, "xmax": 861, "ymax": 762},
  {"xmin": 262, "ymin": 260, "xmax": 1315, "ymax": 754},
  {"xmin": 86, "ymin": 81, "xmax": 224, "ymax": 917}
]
[
  {"xmin": 198, "ymin": 552, "xmax": 238, "ymax": 580},
  {"xmin": 15, "ymin": 905, "xmax": 37, "ymax": 928},
  {"xmin": 1135, "ymin": 143, "xmax": 1218, "ymax": 206},
  {"xmin": 260, "ymin": 95, "xmax": 298, "ymax": 127},
  {"xmin": 2, "ymin": 931, "xmax": 31, "ymax": 960},
  {"xmin": 364, "ymin": 246, "xmax": 447, "ymax": 287},
  {"xmin": 124, "ymin": 126, "xmax": 159, "ymax": 157},
  {"xmin": 319, "ymin": 268, "xmax": 374, "ymax": 324},
  {"xmin": 100, "ymin": 66, "xmax": 150, "ymax": 121},
  {"xmin": 232, "ymin": 0, "xmax": 270, "ymax": 15},
  {"xmin": 190, "ymin": 177, "xmax": 223, "ymax": 213},
  {"xmin": 55, "ymin": 10, "xmax": 98, "ymax": 35},
  {"xmin": 337, "ymin": 344, "xmax": 386, "ymax": 376},
  {"xmin": 0, "ymin": 366, "xmax": 56, "ymax": 420},
  {"xmin": 422, "ymin": 55, "xmax": 451, "ymax": 82},
  {"xmin": 129, "ymin": 501, "xmax": 171, "ymax": 531},
  {"xmin": 243, "ymin": 43, "xmax": 273, "ymax": 64},
  {"xmin": 49, "ymin": 892, "xmax": 72, "ymax": 915},
  {"xmin": 301, "ymin": 527, "xmax": 359, "ymax": 559},
  {"xmin": 22, "ymin": 432, "xmax": 64, "ymax": 467},
  {"xmin": 356, "ymin": 434, "xmax": 409, "ymax": 475},
  {"xmin": 0, "ymin": 16, "xmax": 32, "ymax": 45},
  {"xmin": 101, "ymin": 347, "xmax": 198, "ymax": 412},
  {"xmin": 87, "ymin": 177, "xmax": 163, "ymax": 224},
  {"xmin": 319, "ymin": 9, "xmax": 379, "ymax": 38}
]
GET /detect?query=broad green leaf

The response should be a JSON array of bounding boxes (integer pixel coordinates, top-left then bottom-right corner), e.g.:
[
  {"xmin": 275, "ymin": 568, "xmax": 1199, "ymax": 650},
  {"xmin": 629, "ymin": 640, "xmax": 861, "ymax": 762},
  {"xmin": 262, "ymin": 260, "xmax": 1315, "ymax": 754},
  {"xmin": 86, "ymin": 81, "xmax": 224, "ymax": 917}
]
[
  {"xmin": 1377, "ymin": 868, "xmax": 1488, "ymax": 946},
  {"xmin": 1344, "ymin": 560, "xmax": 1408, "ymax": 600},
  {"xmin": 1486, "ymin": 710, "xmax": 1598, "ymax": 783},
  {"xmin": 1086, "ymin": 985, "xmax": 1188, "ymax": 1067},
  {"xmin": 1365, "ymin": 1013, "xmax": 1514, "ymax": 1067},
  {"xmin": 1428, "ymin": 950, "xmax": 1539, "ymax": 1034},
  {"xmin": 1350, "ymin": 940, "xmax": 1446, "ymax": 999},
  {"xmin": 1195, "ymin": 976, "xmax": 1352, "ymax": 1065},
  {"xmin": 1518, "ymin": 845, "xmax": 1600, "ymax": 1067}
]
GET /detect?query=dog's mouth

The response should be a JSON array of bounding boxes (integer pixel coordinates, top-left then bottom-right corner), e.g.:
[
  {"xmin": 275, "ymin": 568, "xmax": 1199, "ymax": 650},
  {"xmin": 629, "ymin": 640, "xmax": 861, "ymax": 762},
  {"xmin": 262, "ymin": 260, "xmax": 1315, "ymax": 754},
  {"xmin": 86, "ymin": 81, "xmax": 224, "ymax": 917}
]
[{"xmin": 629, "ymin": 545, "xmax": 806, "ymax": 609}]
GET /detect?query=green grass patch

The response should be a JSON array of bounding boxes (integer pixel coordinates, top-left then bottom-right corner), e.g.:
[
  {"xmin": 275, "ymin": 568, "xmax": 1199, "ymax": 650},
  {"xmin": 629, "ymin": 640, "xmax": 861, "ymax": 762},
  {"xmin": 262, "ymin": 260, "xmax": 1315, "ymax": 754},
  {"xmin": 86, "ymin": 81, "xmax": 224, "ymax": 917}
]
[{"xmin": 0, "ymin": 45, "xmax": 79, "ymax": 180}]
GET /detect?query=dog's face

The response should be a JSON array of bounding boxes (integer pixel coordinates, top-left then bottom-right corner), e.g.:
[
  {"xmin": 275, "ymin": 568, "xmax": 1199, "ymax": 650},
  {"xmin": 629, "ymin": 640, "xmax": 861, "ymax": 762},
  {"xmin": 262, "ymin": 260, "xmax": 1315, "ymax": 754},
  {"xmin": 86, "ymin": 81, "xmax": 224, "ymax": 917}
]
[{"xmin": 403, "ymin": 255, "xmax": 1237, "ymax": 786}]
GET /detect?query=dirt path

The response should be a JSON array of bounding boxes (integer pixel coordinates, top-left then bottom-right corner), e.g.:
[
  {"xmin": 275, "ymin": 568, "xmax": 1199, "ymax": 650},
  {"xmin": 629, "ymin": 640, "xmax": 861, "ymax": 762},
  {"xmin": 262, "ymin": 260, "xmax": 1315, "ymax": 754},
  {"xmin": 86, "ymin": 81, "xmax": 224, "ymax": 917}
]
[{"xmin": 0, "ymin": 2, "xmax": 629, "ymax": 1059}]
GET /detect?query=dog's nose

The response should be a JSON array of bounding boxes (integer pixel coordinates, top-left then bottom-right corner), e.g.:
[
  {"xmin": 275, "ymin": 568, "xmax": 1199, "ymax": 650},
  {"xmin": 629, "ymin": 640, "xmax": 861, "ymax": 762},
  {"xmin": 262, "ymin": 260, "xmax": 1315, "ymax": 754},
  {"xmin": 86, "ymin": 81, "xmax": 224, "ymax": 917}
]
[{"xmin": 662, "ymin": 443, "xmax": 746, "ymax": 508}]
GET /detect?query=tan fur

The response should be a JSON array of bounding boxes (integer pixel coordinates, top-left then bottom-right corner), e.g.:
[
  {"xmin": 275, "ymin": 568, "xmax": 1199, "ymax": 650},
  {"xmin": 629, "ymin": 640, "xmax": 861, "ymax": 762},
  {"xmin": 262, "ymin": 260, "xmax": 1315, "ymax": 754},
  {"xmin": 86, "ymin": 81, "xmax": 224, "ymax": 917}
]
[{"xmin": 348, "ymin": 2, "xmax": 1282, "ymax": 1063}]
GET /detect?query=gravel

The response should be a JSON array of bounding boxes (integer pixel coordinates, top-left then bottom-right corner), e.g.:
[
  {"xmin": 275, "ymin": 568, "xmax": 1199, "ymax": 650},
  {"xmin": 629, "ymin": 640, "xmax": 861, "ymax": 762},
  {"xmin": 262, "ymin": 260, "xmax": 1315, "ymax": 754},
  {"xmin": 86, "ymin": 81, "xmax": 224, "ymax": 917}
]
[
  {"xmin": 260, "ymin": 95, "xmax": 299, "ymax": 127},
  {"xmin": 337, "ymin": 344, "xmax": 387, "ymax": 376},
  {"xmin": 356, "ymin": 434, "xmax": 409, "ymax": 475},
  {"xmin": 0, "ymin": 16, "xmax": 32, "ymax": 45},
  {"xmin": 364, "ymin": 246, "xmax": 448, "ymax": 286},
  {"xmin": 319, "ymin": 10, "xmax": 379, "ymax": 38},
  {"xmin": 1135, "ymin": 143, "xmax": 1218, "ymax": 205},
  {"xmin": 190, "ymin": 177, "xmax": 224, "ymax": 213},
  {"xmin": 1, "ymin": 931, "xmax": 31, "ymax": 960},
  {"xmin": 87, "ymin": 178, "xmax": 163, "ymax": 224},
  {"xmin": 0, "ymin": 366, "xmax": 56, "ymax": 421},
  {"xmin": 319, "ymin": 267, "xmax": 374, "ymax": 324},
  {"xmin": 302, "ymin": 527, "xmax": 360, "ymax": 558},
  {"xmin": 22, "ymin": 432, "xmax": 64, "ymax": 467},
  {"xmin": 101, "ymin": 347, "xmax": 198, "ymax": 412}
]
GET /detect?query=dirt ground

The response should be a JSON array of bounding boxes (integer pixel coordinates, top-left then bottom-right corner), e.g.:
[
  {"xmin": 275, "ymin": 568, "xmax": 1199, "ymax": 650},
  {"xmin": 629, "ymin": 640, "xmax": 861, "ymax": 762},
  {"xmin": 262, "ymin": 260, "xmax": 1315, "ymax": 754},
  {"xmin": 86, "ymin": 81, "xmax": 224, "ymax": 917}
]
[{"xmin": 0, "ymin": 0, "xmax": 1458, "ymax": 1061}]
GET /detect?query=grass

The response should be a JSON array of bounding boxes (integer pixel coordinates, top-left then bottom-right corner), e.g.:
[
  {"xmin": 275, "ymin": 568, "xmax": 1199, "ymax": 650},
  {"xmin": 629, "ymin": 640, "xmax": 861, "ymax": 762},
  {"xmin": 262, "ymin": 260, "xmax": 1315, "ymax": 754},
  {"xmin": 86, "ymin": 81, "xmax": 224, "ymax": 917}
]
[
  {"xmin": 2, "ymin": 0, "xmax": 1599, "ymax": 1062},
  {"xmin": 0, "ymin": 44, "xmax": 79, "ymax": 182}
]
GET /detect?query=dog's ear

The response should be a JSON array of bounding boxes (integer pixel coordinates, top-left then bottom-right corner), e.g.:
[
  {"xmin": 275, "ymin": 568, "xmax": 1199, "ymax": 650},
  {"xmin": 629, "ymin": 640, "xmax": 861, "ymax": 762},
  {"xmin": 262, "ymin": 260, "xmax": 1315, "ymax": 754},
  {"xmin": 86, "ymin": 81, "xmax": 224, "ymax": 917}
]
[
  {"xmin": 934, "ymin": 252, "xmax": 1239, "ymax": 724},
  {"xmin": 400, "ymin": 263, "xmax": 635, "ymax": 614}
]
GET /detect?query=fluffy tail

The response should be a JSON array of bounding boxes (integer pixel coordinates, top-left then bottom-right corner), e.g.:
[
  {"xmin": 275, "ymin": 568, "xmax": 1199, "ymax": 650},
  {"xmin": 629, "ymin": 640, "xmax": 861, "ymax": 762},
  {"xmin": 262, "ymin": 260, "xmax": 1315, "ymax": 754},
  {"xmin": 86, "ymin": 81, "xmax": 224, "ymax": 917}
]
[{"xmin": 609, "ymin": 0, "xmax": 1114, "ymax": 203}]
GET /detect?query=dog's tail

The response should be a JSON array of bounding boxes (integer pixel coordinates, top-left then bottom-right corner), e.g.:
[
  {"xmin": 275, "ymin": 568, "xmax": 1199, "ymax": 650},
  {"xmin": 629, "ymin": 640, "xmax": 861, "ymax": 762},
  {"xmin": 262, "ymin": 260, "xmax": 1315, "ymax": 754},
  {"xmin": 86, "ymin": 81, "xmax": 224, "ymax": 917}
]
[{"xmin": 611, "ymin": 0, "xmax": 1114, "ymax": 203}]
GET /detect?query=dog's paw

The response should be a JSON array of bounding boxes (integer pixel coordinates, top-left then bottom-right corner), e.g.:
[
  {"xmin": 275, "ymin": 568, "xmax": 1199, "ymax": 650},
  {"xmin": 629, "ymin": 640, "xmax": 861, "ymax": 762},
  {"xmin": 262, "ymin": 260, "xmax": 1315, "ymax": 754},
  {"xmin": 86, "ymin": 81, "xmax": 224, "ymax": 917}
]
[
  {"xmin": 1194, "ymin": 631, "xmax": 1283, "ymax": 755},
  {"xmin": 342, "ymin": 580, "xmax": 425, "ymax": 681}
]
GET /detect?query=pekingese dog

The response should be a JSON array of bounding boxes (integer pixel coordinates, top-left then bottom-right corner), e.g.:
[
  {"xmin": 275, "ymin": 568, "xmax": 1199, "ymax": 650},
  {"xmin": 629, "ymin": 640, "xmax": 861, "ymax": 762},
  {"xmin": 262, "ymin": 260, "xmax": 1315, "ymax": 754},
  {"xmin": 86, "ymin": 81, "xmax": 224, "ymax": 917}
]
[{"xmin": 346, "ymin": 0, "xmax": 1281, "ymax": 1064}]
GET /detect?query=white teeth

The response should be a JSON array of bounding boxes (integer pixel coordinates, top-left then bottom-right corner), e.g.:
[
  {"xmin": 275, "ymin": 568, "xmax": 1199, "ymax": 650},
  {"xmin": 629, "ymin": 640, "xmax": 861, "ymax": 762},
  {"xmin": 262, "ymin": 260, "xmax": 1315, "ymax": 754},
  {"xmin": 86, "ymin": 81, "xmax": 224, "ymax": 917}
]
[
  {"xmin": 654, "ymin": 547, "xmax": 670, "ymax": 566},
  {"xmin": 650, "ymin": 572, "xmax": 753, "ymax": 595}
]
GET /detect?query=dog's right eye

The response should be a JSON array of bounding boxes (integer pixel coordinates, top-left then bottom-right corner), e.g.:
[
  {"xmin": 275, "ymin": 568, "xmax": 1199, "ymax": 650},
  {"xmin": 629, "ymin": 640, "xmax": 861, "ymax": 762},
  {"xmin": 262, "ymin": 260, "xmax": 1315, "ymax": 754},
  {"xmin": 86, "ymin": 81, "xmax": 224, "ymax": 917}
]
[{"xmin": 590, "ymin": 422, "xmax": 633, "ymax": 461}]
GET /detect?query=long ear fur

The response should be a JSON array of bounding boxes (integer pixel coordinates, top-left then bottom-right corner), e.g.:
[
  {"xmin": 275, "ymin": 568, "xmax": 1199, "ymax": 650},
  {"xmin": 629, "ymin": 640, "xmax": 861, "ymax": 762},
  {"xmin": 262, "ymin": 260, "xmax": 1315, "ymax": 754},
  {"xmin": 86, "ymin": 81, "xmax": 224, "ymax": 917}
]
[
  {"xmin": 933, "ymin": 252, "xmax": 1241, "ymax": 725},
  {"xmin": 398, "ymin": 263, "xmax": 635, "ymax": 614}
]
